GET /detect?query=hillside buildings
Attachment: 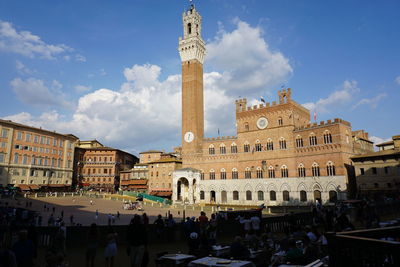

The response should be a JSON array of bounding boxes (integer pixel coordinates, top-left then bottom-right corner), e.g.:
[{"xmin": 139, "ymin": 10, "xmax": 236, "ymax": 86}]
[
  {"xmin": 0, "ymin": 119, "xmax": 78, "ymax": 191},
  {"xmin": 172, "ymin": 5, "xmax": 374, "ymax": 205}
]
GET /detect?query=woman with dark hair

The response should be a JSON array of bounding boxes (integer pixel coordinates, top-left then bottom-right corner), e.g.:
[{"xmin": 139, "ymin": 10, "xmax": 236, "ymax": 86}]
[{"xmin": 85, "ymin": 223, "xmax": 99, "ymax": 267}]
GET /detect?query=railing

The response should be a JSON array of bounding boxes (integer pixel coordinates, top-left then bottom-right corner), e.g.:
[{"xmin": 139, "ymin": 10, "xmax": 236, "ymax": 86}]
[
  {"xmin": 263, "ymin": 212, "xmax": 313, "ymax": 232},
  {"xmin": 327, "ymin": 227, "xmax": 400, "ymax": 267}
]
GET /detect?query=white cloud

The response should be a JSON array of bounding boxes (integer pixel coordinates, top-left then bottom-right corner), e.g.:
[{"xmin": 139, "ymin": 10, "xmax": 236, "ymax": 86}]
[
  {"xmin": 10, "ymin": 77, "xmax": 72, "ymax": 109},
  {"xmin": 352, "ymin": 93, "xmax": 387, "ymax": 110},
  {"xmin": 0, "ymin": 20, "xmax": 74, "ymax": 60},
  {"xmin": 100, "ymin": 68, "xmax": 107, "ymax": 76},
  {"xmin": 3, "ymin": 20, "xmax": 293, "ymax": 152},
  {"xmin": 395, "ymin": 76, "xmax": 400, "ymax": 85},
  {"xmin": 206, "ymin": 19, "xmax": 292, "ymax": 95},
  {"xmin": 74, "ymin": 84, "xmax": 92, "ymax": 93},
  {"xmin": 303, "ymin": 80, "xmax": 360, "ymax": 113},
  {"xmin": 15, "ymin": 60, "xmax": 34, "ymax": 75},
  {"xmin": 75, "ymin": 54, "xmax": 86, "ymax": 62}
]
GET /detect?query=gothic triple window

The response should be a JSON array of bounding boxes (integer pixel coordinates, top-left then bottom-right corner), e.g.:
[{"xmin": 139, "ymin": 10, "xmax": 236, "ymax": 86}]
[
  {"xmin": 266, "ymin": 139, "xmax": 274, "ymax": 151},
  {"xmin": 244, "ymin": 142, "xmax": 250, "ymax": 153},
  {"xmin": 245, "ymin": 167, "xmax": 252, "ymax": 179},
  {"xmin": 220, "ymin": 144, "xmax": 226, "ymax": 154},
  {"xmin": 298, "ymin": 164, "xmax": 306, "ymax": 177},
  {"xmin": 309, "ymin": 133, "xmax": 318, "ymax": 146},
  {"xmin": 220, "ymin": 168, "xmax": 226, "ymax": 180},
  {"xmin": 327, "ymin": 161, "xmax": 336, "ymax": 176},
  {"xmin": 256, "ymin": 167, "xmax": 263, "ymax": 179},
  {"xmin": 209, "ymin": 169, "xmax": 215, "ymax": 180},
  {"xmin": 281, "ymin": 165, "xmax": 289, "ymax": 178},
  {"xmin": 208, "ymin": 145, "xmax": 215, "ymax": 155},
  {"xmin": 296, "ymin": 136, "xmax": 304, "ymax": 148},
  {"xmin": 324, "ymin": 131, "xmax": 333, "ymax": 144},
  {"xmin": 312, "ymin": 163, "xmax": 320, "ymax": 177},
  {"xmin": 255, "ymin": 140, "xmax": 262, "ymax": 152},
  {"xmin": 232, "ymin": 168, "xmax": 238, "ymax": 179},
  {"xmin": 268, "ymin": 166, "xmax": 275, "ymax": 178},
  {"xmin": 279, "ymin": 137, "xmax": 287, "ymax": 150},
  {"xmin": 231, "ymin": 143, "xmax": 238, "ymax": 154}
]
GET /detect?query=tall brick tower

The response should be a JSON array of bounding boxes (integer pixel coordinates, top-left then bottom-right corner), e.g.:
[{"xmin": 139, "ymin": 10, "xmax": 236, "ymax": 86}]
[{"xmin": 179, "ymin": 4, "xmax": 206, "ymax": 156}]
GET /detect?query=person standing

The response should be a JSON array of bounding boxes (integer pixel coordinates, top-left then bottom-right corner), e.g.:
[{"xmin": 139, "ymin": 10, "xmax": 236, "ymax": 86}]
[
  {"xmin": 154, "ymin": 215, "xmax": 164, "ymax": 239},
  {"xmin": 86, "ymin": 223, "xmax": 99, "ymax": 267},
  {"xmin": 198, "ymin": 212, "xmax": 208, "ymax": 237},
  {"xmin": 104, "ymin": 227, "xmax": 118, "ymax": 267},
  {"xmin": 250, "ymin": 214, "xmax": 261, "ymax": 234},
  {"xmin": 127, "ymin": 215, "xmax": 147, "ymax": 267}
]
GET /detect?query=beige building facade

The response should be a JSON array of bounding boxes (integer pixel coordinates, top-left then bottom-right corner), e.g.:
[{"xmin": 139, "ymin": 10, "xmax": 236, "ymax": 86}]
[
  {"xmin": 351, "ymin": 135, "xmax": 400, "ymax": 198},
  {"xmin": 0, "ymin": 119, "xmax": 78, "ymax": 190},
  {"xmin": 172, "ymin": 5, "xmax": 373, "ymax": 205},
  {"xmin": 120, "ymin": 163, "xmax": 149, "ymax": 192},
  {"xmin": 148, "ymin": 157, "xmax": 182, "ymax": 198},
  {"xmin": 75, "ymin": 142, "xmax": 138, "ymax": 191}
]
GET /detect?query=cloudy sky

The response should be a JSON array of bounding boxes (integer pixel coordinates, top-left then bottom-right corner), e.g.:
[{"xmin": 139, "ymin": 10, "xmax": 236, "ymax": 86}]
[{"xmin": 1, "ymin": 0, "xmax": 399, "ymax": 155}]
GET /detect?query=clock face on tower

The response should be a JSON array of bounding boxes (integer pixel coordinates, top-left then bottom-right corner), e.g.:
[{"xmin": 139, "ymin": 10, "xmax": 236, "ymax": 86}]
[
  {"xmin": 184, "ymin": 131, "xmax": 195, "ymax": 143},
  {"xmin": 256, "ymin": 117, "xmax": 269, "ymax": 129}
]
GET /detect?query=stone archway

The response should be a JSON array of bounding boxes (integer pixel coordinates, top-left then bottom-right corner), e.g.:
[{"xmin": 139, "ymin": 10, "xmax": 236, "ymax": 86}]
[
  {"xmin": 314, "ymin": 190, "xmax": 322, "ymax": 203},
  {"xmin": 177, "ymin": 177, "xmax": 190, "ymax": 202}
]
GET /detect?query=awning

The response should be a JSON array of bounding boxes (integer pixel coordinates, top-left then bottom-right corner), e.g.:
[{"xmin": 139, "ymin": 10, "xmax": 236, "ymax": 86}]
[
  {"xmin": 150, "ymin": 190, "xmax": 172, "ymax": 197},
  {"xmin": 127, "ymin": 185, "xmax": 148, "ymax": 190},
  {"xmin": 29, "ymin": 185, "xmax": 40, "ymax": 190},
  {"xmin": 121, "ymin": 179, "xmax": 148, "ymax": 186},
  {"xmin": 17, "ymin": 184, "xmax": 31, "ymax": 191},
  {"xmin": 47, "ymin": 184, "xmax": 67, "ymax": 188}
]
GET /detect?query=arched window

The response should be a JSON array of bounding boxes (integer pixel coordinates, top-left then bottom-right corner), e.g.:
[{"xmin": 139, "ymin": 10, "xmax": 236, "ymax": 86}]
[
  {"xmin": 258, "ymin": 191, "xmax": 264, "ymax": 200},
  {"xmin": 220, "ymin": 168, "xmax": 226, "ymax": 180},
  {"xmin": 245, "ymin": 167, "xmax": 252, "ymax": 179},
  {"xmin": 266, "ymin": 139, "xmax": 274, "ymax": 151},
  {"xmin": 231, "ymin": 143, "xmax": 237, "ymax": 153},
  {"xmin": 232, "ymin": 168, "xmax": 238, "ymax": 179},
  {"xmin": 329, "ymin": 190, "xmax": 337, "ymax": 202},
  {"xmin": 255, "ymin": 140, "xmax": 262, "ymax": 152},
  {"xmin": 326, "ymin": 161, "xmax": 336, "ymax": 176},
  {"xmin": 244, "ymin": 142, "xmax": 250, "ymax": 153},
  {"xmin": 279, "ymin": 137, "xmax": 287, "ymax": 149},
  {"xmin": 270, "ymin": 190, "xmax": 276, "ymax": 201},
  {"xmin": 283, "ymin": 190, "xmax": 290, "ymax": 201},
  {"xmin": 281, "ymin": 165, "xmax": 289, "ymax": 178},
  {"xmin": 298, "ymin": 163, "xmax": 306, "ymax": 177},
  {"xmin": 199, "ymin": 191, "xmax": 205, "ymax": 200},
  {"xmin": 256, "ymin": 167, "xmax": 263, "ymax": 179},
  {"xmin": 311, "ymin": 162, "xmax": 320, "ymax": 177},
  {"xmin": 324, "ymin": 131, "xmax": 332, "ymax": 144},
  {"xmin": 309, "ymin": 133, "xmax": 318, "ymax": 146},
  {"xmin": 233, "ymin": 191, "xmax": 239, "ymax": 200},
  {"xmin": 208, "ymin": 144, "xmax": 215, "ymax": 155},
  {"xmin": 268, "ymin": 166, "xmax": 275, "ymax": 178},
  {"xmin": 300, "ymin": 190, "xmax": 307, "ymax": 202},
  {"xmin": 246, "ymin": 190, "xmax": 252, "ymax": 200},
  {"xmin": 200, "ymin": 170, "xmax": 204, "ymax": 180},
  {"xmin": 220, "ymin": 144, "xmax": 226, "ymax": 154},
  {"xmin": 209, "ymin": 169, "xmax": 215, "ymax": 180},
  {"xmin": 296, "ymin": 135, "xmax": 304, "ymax": 148},
  {"xmin": 278, "ymin": 117, "xmax": 283, "ymax": 126},
  {"xmin": 244, "ymin": 122, "xmax": 249, "ymax": 131},
  {"xmin": 187, "ymin": 23, "xmax": 192, "ymax": 35}
]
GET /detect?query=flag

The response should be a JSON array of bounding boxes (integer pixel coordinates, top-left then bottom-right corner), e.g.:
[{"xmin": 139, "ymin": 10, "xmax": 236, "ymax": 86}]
[
  {"xmin": 217, "ymin": 128, "xmax": 220, "ymax": 135},
  {"xmin": 260, "ymin": 96, "xmax": 266, "ymax": 103},
  {"xmin": 313, "ymin": 111, "xmax": 317, "ymax": 121}
]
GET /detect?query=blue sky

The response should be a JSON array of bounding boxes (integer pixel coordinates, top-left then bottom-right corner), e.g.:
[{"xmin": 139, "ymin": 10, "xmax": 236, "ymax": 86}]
[{"xmin": 0, "ymin": 0, "xmax": 399, "ymax": 154}]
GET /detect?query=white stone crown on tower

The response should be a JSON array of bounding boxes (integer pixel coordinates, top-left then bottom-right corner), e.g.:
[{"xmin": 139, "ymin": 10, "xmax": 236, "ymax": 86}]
[{"xmin": 178, "ymin": 5, "xmax": 206, "ymax": 63}]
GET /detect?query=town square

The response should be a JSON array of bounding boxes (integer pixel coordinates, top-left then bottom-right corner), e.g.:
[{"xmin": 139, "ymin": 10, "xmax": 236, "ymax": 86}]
[{"xmin": 1, "ymin": 0, "xmax": 400, "ymax": 266}]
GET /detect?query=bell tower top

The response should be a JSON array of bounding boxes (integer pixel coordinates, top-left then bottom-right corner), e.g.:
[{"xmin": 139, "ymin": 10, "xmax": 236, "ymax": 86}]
[{"xmin": 179, "ymin": 4, "xmax": 206, "ymax": 63}]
